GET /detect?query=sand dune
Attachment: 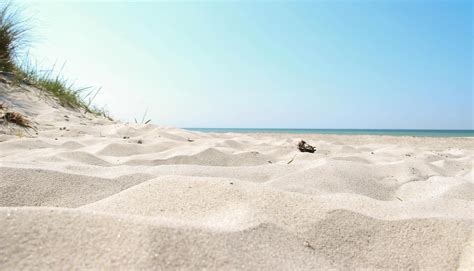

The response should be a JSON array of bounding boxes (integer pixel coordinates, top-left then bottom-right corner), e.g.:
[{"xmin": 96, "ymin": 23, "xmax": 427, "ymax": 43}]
[{"xmin": 1, "ymin": 80, "xmax": 473, "ymax": 269}]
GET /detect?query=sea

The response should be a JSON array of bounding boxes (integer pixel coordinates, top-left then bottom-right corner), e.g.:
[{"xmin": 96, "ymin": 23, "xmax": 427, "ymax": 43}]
[{"xmin": 184, "ymin": 128, "xmax": 474, "ymax": 137}]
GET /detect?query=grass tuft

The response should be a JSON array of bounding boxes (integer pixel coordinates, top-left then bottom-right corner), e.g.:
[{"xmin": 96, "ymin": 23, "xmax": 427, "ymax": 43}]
[
  {"xmin": 0, "ymin": 2, "xmax": 111, "ymax": 120},
  {"xmin": 0, "ymin": 2, "xmax": 28, "ymax": 72}
]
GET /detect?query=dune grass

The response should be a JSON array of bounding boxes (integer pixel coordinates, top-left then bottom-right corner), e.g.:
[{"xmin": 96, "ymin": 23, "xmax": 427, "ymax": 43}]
[
  {"xmin": 0, "ymin": 2, "xmax": 110, "ymax": 119},
  {"xmin": 16, "ymin": 62, "xmax": 111, "ymax": 118},
  {"xmin": 0, "ymin": 2, "xmax": 28, "ymax": 72}
]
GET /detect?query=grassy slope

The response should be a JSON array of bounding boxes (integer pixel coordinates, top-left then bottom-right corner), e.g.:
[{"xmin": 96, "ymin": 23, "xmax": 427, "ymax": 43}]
[{"xmin": 0, "ymin": 2, "xmax": 110, "ymax": 119}]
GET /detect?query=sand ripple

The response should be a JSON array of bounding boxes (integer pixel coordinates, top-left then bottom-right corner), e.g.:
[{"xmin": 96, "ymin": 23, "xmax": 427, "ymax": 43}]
[{"xmin": 1, "ymin": 122, "xmax": 473, "ymax": 269}]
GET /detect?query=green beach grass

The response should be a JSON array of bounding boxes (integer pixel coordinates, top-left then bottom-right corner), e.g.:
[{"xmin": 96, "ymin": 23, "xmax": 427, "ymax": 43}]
[{"xmin": 0, "ymin": 2, "xmax": 110, "ymax": 119}]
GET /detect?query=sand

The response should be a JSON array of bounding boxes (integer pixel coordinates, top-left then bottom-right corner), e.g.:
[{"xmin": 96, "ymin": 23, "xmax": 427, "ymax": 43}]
[{"xmin": 0, "ymin": 78, "xmax": 473, "ymax": 270}]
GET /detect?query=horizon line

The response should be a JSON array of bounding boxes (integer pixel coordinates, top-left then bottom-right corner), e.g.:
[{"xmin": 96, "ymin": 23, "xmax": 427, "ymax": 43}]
[{"xmin": 183, "ymin": 128, "xmax": 474, "ymax": 131}]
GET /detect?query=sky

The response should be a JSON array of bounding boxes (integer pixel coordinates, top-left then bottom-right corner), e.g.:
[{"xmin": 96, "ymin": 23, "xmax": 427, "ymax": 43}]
[{"xmin": 18, "ymin": 0, "xmax": 473, "ymax": 129}]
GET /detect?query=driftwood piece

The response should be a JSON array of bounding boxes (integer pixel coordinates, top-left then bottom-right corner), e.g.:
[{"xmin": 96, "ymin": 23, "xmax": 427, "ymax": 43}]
[{"xmin": 297, "ymin": 140, "xmax": 315, "ymax": 153}]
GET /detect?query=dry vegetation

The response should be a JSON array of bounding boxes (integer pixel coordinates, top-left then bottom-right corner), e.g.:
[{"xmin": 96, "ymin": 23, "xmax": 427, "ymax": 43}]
[{"xmin": 0, "ymin": 102, "xmax": 32, "ymax": 129}]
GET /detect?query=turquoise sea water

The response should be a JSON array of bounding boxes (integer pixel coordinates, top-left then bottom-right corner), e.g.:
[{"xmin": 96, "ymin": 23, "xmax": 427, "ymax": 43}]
[{"xmin": 185, "ymin": 128, "xmax": 474, "ymax": 137}]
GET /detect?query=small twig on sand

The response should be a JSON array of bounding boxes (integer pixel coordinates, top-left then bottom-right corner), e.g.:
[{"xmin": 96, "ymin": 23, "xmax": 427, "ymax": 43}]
[
  {"xmin": 287, "ymin": 155, "xmax": 296, "ymax": 164},
  {"xmin": 304, "ymin": 241, "xmax": 315, "ymax": 250}
]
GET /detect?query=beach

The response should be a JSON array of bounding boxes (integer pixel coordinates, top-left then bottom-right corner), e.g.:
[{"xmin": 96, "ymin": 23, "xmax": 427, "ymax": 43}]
[{"xmin": 0, "ymin": 80, "xmax": 472, "ymax": 270}]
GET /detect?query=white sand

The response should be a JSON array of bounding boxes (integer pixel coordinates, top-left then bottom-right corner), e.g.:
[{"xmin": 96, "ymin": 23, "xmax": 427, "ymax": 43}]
[{"xmin": 1, "ymin": 78, "xmax": 473, "ymax": 270}]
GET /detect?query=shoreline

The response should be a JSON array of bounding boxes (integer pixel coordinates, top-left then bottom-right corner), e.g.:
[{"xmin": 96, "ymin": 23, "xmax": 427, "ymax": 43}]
[
  {"xmin": 186, "ymin": 131, "xmax": 474, "ymax": 149},
  {"xmin": 184, "ymin": 128, "xmax": 474, "ymax": 138}
]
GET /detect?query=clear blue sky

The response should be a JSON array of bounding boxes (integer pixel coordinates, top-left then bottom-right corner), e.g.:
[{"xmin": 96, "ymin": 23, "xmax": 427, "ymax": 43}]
[{"xmin": 20, "ymin": 0, "xmax": 472, "ymax": 129}]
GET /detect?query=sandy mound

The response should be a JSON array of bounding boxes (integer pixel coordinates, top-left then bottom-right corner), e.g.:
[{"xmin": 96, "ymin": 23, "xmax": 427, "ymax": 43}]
[{"xmin": 1, "ymin": 78, "xmax": 473, "ymax": 269}]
